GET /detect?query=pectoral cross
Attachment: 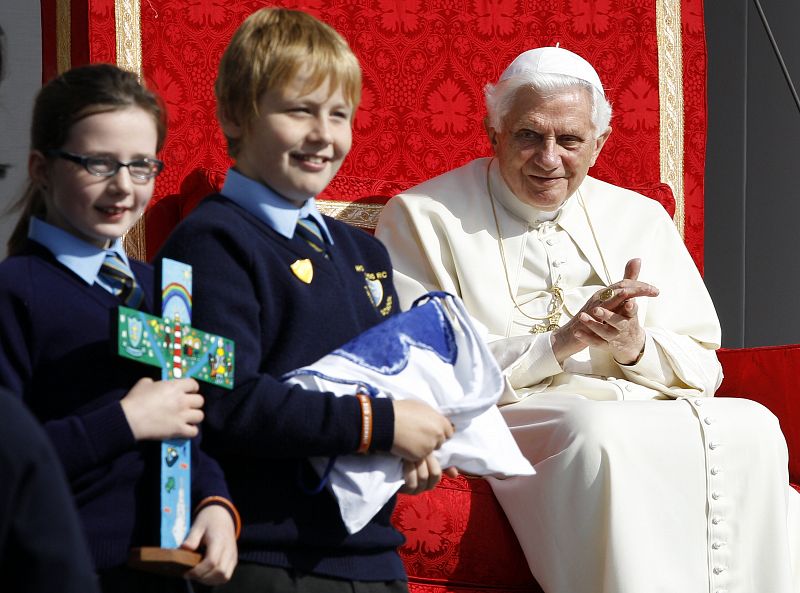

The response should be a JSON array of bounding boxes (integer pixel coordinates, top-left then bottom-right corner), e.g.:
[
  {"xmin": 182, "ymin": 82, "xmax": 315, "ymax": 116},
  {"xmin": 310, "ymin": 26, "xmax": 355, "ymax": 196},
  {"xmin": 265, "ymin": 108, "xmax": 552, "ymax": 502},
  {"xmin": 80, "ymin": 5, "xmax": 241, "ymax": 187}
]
[{"xmin": 117, "ymin": 258, "xmax": 235, "ymax": 574}]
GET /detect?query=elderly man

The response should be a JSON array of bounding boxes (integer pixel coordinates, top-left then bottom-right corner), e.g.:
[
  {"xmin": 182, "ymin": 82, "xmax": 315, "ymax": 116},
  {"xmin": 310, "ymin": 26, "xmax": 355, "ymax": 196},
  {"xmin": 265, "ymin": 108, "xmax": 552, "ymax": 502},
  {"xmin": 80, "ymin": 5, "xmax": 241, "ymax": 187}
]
[{"xmin": 376, "ymin": 47, "xmax": 800, "ymax": 593}]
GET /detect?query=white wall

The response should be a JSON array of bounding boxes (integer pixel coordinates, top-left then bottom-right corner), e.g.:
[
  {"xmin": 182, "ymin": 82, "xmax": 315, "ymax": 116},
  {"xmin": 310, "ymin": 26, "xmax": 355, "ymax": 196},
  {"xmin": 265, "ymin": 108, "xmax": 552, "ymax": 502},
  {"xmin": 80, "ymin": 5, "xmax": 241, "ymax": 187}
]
[{"xmin": 0, "ymin": 4, "xmax": 42, "ymax": 259}]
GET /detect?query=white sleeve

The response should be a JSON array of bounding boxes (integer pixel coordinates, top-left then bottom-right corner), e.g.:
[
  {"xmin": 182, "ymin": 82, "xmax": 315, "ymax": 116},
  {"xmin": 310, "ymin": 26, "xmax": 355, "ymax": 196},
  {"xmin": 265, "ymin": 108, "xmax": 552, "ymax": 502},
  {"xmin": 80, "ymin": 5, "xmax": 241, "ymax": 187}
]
[
  {"xmin": 485, "ymin": 332, "xmax": 563, "ymax": 404},
  {"xmin": 621, "ymin": 329, "xmax": 723, "ymax": 398}
]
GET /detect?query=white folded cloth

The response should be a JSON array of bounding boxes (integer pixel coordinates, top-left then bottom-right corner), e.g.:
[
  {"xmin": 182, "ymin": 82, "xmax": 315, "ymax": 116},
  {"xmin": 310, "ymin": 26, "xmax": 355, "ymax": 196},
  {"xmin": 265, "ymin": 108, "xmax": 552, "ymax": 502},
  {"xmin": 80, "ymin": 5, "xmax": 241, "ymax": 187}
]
[{"xmin": 283, "ymin": 292, "xmax": 534, "ymax": 533}]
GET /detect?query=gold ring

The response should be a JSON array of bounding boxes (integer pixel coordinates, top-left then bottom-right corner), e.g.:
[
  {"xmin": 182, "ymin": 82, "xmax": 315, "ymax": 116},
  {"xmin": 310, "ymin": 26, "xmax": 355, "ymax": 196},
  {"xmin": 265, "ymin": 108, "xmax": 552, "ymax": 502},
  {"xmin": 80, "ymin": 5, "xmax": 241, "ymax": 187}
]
[{"xmin": 598, "ymin": 287, "xmax": 615, "ymax": 302}]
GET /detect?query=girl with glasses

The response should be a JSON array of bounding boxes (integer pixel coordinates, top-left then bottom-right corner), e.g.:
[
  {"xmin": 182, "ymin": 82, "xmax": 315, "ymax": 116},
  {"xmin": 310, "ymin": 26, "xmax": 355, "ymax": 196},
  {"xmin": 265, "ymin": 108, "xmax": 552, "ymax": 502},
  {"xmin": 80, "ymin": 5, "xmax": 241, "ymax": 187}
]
[{"xmin": 0, "ymin": 63, "xmax": 238, "ymax": 592}]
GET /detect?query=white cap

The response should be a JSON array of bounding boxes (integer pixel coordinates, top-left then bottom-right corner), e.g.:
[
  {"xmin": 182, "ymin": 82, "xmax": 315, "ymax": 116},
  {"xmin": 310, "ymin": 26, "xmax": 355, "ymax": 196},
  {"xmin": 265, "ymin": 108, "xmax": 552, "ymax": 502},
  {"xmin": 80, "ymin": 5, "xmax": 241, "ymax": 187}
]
[{"xmin": 499, "ymin": 47, "xmax": 604, "ymax": 96}]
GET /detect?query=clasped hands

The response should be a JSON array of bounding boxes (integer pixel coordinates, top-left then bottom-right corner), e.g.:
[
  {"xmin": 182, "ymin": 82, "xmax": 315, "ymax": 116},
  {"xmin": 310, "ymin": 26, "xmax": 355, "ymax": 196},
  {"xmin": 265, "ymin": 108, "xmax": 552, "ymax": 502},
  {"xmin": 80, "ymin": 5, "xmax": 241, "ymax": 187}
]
[{"xmin": 551, "ymin": 258, "xmax": 659, "ymax": 366}]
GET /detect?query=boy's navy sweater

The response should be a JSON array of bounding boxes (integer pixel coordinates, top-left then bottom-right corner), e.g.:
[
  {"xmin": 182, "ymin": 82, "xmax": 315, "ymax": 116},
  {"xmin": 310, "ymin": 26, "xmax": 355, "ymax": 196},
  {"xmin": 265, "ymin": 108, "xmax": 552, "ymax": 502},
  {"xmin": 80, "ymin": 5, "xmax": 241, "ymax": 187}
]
[
  {"xmin": 0, "ymin": 240, "xmax": 231, "ymax": 570},
  {"xmin": 158, "ymin": 195, "xmax": 406, "ymax": 582}
]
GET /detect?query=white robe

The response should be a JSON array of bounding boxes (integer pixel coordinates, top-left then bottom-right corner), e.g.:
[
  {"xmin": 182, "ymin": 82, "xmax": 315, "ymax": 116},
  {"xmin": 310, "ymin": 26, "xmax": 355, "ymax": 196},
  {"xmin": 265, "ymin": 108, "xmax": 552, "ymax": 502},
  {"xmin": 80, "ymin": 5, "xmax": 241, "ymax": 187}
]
[{"xmin": 376, "ymin": 157, "xmax": 800, "ymax": 593}]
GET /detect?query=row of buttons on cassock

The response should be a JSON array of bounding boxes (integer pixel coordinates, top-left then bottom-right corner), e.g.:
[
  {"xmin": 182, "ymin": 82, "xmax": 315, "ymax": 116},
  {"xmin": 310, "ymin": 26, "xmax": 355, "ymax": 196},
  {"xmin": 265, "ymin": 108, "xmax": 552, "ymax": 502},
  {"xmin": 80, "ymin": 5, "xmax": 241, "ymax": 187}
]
[{"xmin": 694, "ymin": 397, "xmax": 729, "ymax": 592}]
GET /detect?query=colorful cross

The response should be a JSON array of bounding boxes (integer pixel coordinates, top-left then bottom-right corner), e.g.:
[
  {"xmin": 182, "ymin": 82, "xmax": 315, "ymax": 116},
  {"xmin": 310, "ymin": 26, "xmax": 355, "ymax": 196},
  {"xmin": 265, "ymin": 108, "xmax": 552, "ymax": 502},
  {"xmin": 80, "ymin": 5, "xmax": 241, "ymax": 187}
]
[{"xmin": 117, "ymin": 258, "xmax": 234, "ymax": 552}]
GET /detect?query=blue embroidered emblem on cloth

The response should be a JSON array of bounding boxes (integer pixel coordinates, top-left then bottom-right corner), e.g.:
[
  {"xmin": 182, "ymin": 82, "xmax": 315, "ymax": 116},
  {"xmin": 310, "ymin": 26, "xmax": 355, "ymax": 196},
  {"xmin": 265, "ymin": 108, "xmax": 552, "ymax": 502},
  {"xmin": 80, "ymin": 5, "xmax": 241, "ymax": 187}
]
[{"xmin": 330, "ymin": 298, "xmax": 457, "ymax": 374}]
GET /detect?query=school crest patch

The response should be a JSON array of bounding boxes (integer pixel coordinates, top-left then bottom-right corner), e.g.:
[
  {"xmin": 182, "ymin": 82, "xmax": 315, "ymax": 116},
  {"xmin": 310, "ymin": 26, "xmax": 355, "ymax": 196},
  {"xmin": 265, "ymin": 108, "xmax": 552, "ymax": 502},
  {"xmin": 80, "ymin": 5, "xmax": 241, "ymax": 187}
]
[
  {"xmin": 366, "ymin": 277, "xmax": 384, "ymax": 307},
  {"xmin": 355, "ymin": 264, "xmax": 393, "ymax": 316}
]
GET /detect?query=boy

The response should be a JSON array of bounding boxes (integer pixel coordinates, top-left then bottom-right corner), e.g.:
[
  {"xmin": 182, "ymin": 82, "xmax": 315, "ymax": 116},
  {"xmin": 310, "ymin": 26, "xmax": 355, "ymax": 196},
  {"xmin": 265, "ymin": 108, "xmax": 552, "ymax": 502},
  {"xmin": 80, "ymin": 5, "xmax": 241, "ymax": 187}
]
[{"xmin": 158, "ymin": 8, "xmax": 454, "ymax": 592}]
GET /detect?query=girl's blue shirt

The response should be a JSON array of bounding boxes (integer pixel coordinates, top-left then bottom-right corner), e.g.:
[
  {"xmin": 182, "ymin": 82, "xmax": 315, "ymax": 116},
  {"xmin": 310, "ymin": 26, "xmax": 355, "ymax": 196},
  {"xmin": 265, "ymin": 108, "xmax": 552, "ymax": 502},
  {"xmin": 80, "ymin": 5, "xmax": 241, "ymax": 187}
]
[{"xmin": 27, "ymin": 216, "xmax": 130, "ymax": 286}]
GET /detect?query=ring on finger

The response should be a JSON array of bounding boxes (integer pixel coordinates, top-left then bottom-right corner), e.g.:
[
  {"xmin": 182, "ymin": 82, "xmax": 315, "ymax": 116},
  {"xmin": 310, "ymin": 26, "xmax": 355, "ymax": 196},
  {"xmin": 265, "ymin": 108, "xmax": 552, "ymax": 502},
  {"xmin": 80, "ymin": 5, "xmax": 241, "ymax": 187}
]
[{"xmin": 598, "ymin": 287, "xmax": 615, "ymax": 302}]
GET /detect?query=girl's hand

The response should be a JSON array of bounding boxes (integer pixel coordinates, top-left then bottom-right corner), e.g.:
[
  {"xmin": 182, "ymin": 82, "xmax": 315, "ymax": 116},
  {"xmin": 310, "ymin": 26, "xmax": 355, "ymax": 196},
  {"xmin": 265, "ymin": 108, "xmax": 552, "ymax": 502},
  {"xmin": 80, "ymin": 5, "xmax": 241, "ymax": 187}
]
[
  {"xmin": 181, "ymin": 505, "xmax": 237, "ymax": 585},
  {"xmin": 120, "ymin": 377, "xmax": 203, "ymax": 441}
]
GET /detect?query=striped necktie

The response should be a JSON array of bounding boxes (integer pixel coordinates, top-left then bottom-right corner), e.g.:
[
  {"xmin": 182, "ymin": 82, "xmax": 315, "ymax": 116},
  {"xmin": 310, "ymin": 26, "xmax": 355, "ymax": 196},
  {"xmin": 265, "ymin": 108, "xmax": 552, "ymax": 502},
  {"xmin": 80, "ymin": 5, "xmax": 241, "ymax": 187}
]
[
  {"xmin": 295, "ymin": 215, "xmax": 329, "ymax": 258},
  {"xmin": 97, "ymin": 253, "xmax": 144, "ymax": 308}
]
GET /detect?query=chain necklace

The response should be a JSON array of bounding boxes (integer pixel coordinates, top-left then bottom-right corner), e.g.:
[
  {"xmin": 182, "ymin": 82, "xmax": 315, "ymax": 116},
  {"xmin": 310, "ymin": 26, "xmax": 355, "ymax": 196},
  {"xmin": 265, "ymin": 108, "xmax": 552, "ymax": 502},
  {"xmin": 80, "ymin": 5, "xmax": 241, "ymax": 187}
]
[
  {"xmin": 486, "ymin": 160, "xmax": 565, "ymax": 334},
  {"xmin": 485, "ymin": 159, "xmax": 614, "ymax": 335}
]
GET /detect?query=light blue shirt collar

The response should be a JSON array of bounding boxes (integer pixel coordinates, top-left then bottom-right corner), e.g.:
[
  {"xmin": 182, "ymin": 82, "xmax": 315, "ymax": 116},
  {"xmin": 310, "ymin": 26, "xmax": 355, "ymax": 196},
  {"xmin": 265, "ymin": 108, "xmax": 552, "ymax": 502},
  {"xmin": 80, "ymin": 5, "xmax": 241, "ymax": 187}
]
[
  {"xmin": 28, "ymin": 217, "xmax": 131, "ymax": 286},
  {"xmin": 220, "ymin": 168, "xmax": 334, "ymax": 244}
]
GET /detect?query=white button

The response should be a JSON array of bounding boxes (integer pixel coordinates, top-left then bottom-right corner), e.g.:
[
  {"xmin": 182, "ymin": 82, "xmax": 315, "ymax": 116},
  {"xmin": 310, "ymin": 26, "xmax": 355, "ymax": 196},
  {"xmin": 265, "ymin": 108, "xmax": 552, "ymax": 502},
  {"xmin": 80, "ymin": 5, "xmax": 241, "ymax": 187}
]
[
  {"xmin": 710, "ymin": 467, "xmax": 721, "ymax": 475},
  {"xmin": 553, "ymin": 260, "xmax": 562, "ymax": 268},
  {"xmin": 704, "ymin": 417, "xmax": 714, "ymax": 425},
  {"xmin": 712, "ymin": 492, "xmax": 722, "ymax": 500},
  {"xmin": 715, "ymin": 590, "xmax": 727, "ymax": 593},
  {"xmin": 694, "ymin": 398, "xmax": 704, "ymax": 406},
  {"xmin": 625, "ymin": 384, "xmax": 633, "ymax": 391},
  {"xmin": 709, "ymin": 442, "xmax": 720, "ymax": 450},
  {"xmin": 712, "ymin": 541, "xmax": 726, "ymax": 550},
  {"xmin": 546, "ymin": 238, "xmax": 554, "ymax": 245},
  {"xmin": 712, "ymin": 516, "xmax": 723, "ymax": 525},
  {"xmin": 713, "ymin": 567, "xmax": 727, "ymax": 575}
]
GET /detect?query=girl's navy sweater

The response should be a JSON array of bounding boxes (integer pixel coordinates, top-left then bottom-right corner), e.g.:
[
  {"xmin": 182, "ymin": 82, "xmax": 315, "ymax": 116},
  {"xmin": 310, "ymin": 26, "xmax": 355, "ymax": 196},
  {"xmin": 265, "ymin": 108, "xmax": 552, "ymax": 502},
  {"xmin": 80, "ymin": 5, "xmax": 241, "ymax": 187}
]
[{"xmin": 0, "ymin": 241, "xmax": 231, "ymax": 570}]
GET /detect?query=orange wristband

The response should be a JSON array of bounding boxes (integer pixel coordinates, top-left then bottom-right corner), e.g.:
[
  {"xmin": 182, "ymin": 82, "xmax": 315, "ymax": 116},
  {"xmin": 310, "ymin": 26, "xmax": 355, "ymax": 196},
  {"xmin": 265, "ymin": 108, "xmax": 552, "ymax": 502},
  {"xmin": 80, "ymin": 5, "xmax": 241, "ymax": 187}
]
[
  {"xmin": 195, "ymin": 496, "xmax": 242, "ymax": 539},
  {"xmin": 356, "ymin": 392, "xmax": 373, "ymax": 454}
]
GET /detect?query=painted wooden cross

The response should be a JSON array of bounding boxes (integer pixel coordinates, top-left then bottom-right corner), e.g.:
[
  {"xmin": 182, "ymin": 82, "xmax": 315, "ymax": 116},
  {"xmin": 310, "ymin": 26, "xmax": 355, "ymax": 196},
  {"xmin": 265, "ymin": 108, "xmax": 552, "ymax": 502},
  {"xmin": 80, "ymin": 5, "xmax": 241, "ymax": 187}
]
[{"xmin": 116, "ymin": 258, "xmax": 234, "ymax": 570}]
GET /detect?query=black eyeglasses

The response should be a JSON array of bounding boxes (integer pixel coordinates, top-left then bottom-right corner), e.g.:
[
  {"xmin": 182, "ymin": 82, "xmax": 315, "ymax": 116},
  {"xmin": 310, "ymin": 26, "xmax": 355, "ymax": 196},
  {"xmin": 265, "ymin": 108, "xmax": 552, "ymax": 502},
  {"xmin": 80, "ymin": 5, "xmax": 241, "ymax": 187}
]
[{"xmin": 47, "ymin": 149, "xmax": 164, "ymax": 181}]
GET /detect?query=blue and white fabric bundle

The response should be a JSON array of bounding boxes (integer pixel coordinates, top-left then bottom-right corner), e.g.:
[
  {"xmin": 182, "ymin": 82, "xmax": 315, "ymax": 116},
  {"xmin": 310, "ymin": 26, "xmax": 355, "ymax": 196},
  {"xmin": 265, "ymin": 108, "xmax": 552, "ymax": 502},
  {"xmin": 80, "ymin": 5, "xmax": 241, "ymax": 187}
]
[{"xmin": 283, "ymin": 292, "xmax": 534, "ymax": 533}]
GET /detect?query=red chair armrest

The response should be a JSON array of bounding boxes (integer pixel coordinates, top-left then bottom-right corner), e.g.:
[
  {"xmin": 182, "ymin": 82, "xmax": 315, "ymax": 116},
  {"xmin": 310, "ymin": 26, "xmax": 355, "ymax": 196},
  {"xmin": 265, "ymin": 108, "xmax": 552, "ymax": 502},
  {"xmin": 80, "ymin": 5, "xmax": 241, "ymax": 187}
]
[{"xmin": 717, "ymin": 345, "xmax": 800, "ymax": 483}]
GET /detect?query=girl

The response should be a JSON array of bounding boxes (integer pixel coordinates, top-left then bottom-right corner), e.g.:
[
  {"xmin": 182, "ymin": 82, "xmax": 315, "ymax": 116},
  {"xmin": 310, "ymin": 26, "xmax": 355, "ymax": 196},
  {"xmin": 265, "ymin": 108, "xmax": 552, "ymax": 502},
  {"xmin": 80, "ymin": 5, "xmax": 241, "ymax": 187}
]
[{"xmin": 0, "ymin": 64, "xmax": 237, "ymax": 592}]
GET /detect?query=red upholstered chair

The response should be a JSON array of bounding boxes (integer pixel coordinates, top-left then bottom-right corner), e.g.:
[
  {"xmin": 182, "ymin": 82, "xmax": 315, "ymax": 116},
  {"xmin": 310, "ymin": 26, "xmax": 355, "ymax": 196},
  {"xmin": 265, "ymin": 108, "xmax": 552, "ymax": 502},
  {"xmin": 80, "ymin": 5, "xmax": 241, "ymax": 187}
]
[{"xmin": 45, "ymin": 1, "xmax": 799, "ymax": 591}]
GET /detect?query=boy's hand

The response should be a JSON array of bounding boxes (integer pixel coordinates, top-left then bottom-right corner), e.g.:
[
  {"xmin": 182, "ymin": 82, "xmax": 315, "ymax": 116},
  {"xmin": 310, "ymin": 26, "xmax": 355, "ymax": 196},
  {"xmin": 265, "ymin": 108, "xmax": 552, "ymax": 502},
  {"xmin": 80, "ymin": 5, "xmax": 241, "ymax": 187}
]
[
  {"xmin": 181, "ymin": 505, "xmax": 237, "ymax": 585},
  {"xmin": 391, "ymin": 400, "xmax": 454, "ymax": 461},
  {"xmin": 400, "ymin": 455, "xmax": 460, "ymax": 495},
  {"xmin": 120, "ymin": 377, "xmax": 204, "ymax": 441}
]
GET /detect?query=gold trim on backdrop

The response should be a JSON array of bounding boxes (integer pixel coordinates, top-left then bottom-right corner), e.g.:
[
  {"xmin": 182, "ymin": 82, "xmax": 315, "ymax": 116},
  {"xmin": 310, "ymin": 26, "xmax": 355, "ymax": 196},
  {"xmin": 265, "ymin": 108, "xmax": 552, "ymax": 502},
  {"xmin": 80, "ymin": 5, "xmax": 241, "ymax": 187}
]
[
  {"xmin": 656, "ymin": 0, "xmax": 685, "ymax": 237},
  {"xmin": 317, "ymin": 200, "xmax": 384, "ymax": 230},
  {"xmin": 116, "ymin": 0, "xmax": 147, "ymax": 259},
  {"xmin": 56, "ymin": 0, "xmax": 71, "ymax": 73},
  {"xmin": 115, "ymin": 0, "xmax": 142, "ymax": 76}
]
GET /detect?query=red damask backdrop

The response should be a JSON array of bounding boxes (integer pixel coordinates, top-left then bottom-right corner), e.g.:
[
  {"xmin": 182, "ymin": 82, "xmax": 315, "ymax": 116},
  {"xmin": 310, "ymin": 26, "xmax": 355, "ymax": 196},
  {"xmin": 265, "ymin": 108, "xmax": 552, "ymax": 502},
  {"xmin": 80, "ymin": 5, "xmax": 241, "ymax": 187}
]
[{"xmin": 68, "ymin": 0, "xmax": 707, "ymax": 270}]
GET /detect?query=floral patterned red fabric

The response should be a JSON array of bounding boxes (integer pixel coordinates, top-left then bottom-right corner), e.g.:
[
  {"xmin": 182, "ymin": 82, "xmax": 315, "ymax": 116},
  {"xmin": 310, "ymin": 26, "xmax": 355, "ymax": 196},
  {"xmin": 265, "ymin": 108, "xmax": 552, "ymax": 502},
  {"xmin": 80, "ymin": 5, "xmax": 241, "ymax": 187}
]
[
  {"xmin": 394, "ymin": 476, "xmax": 542, "ymax": 592},
  {"xmin": 74, "ymin": 0, "xmax": 707, "ymax": 270}
]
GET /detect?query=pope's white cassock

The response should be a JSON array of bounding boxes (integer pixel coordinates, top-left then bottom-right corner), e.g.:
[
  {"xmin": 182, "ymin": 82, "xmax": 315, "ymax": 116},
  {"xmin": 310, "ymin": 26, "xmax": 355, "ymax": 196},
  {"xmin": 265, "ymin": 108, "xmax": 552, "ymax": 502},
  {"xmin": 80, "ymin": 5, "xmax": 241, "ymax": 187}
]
[{"xmin": 375, "ymin": 157, "xmax": 800, "ymax": 593}]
